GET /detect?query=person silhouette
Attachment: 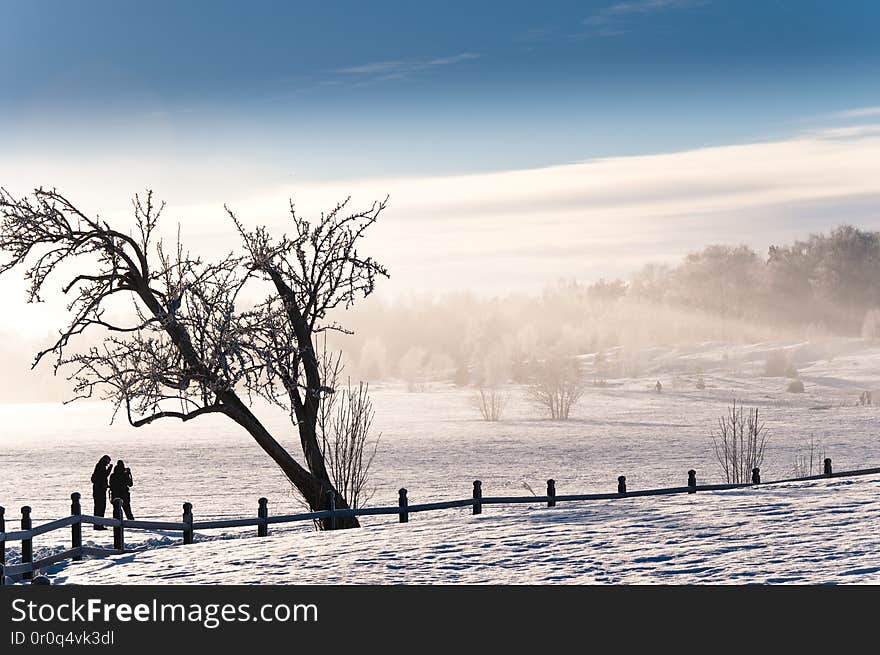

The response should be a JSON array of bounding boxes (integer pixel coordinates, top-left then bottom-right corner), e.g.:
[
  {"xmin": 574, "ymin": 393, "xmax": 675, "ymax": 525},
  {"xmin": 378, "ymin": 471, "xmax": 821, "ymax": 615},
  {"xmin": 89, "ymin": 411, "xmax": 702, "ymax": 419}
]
[
  {"xmin": 108, "ymin": 460, "xmax": 135, "ymax": 521},
  {"xmin": 90, "ymin": 455, "xmax": 112, "ymax": 530}
]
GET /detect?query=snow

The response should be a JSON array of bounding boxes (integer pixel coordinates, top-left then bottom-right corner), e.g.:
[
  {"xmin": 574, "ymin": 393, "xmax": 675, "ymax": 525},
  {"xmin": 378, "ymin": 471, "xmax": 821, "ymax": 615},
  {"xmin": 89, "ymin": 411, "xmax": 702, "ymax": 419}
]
[
  {"xmin": 3, "ymin": 336, "xmax": 880, "ymax": 583},
  {"xmin": 51, "ymin": 474, "xmax": 880, "ymax": 584}
]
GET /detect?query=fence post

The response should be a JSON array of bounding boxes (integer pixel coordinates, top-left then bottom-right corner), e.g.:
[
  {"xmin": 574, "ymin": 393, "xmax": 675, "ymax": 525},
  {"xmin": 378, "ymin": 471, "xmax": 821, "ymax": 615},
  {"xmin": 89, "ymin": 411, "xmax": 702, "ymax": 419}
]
[
  {"xmin": 398, "ymin": 488, "xmax": 409, "ymax": 523},
  {"xmin": 751, "ymin": 468, "xmax": 761, "ymax": 484},
  {"xmin": 0, "ymin": 505, "xmax": 6, "ymax": 583},
  {"xmin": 687, "ymin": 469, "xmax": 697, "ymax": 494},
  {"xmin": 21, "ymin": 506, "xmax": 33, "ymax": 580},
  {"xmin": 546, "ymin": 479, "xmax": 556, "ymax": 507},
  {"xmin": 0, "ymin": 505, "xmax": 5, "ymax": 571},
  {"xmin": 70, "ymin": 493, "xmax": 82, "ymax": 561},
  {"xmin": 472, "ymin": 480, "xmax": 482, "ymax": 515},
  {"xmin": 112, "ymin": 498, "xmax": 124, "ymax": 551},
  {"xmin": 618, "ymin": 476, "xmax": 627, "ymax": 494},
  {"xmin": 824, "ymin": 458, "xmax": 833, "ymax": 476},
  {"xmin": 258, "ymin": 498, "xmax": 268, "ymax": 537},
  {"xmin": 182, "ymin": 502, "xmax": 193, "ymax": 545},
  {"xmin": 327, "ymin": 491, "xmax": 337, "ymax": 530}
]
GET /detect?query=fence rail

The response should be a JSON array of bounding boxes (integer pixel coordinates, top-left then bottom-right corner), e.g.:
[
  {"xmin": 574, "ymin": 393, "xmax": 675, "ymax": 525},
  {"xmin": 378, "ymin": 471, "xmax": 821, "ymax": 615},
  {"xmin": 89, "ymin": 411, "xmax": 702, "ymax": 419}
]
[{"xmin": 2, "ymin": 458, "xmax": 879, "ymax": 584}]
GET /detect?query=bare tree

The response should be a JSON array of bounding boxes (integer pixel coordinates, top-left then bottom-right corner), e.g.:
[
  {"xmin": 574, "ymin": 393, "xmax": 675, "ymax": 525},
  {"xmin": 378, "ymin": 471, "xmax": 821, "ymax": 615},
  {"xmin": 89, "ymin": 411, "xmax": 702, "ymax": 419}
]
[
  {"xmin": 0, "ymin": 187, "xmax": 388, "ymax": 529},
  {"xmin": 711, "ymin": 401, "xmax": 769, "ymax": 483},
  {"xmin": 316, "ymin": 340, "xmax": 380, "ymax": 510},
  {"xmin": 527, "ymin": 352, "xmax": 585, "ymax": 420}
]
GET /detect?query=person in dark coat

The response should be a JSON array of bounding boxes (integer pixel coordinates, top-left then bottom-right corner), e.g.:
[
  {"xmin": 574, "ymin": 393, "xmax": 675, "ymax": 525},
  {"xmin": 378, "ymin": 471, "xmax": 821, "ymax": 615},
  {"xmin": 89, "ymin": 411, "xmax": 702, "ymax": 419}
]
[
  {"xmin": 108, "ymin": 460, "xmax": 135, "ymax": 520},
  {"xmin": 90, "ymin": 455, "xmax": 112, "ymax": 530}
]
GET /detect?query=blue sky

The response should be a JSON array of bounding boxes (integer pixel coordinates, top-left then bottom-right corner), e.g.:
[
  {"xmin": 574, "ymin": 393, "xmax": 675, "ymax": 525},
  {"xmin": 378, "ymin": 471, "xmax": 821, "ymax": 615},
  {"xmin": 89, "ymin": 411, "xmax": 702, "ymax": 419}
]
[
  {"xmin": 2, "ymin": 0, "xmax": 880, "ymax": 320},
  {"xmin": 2, "ymin": 0, "xmax": 879, "ymax": 178}
]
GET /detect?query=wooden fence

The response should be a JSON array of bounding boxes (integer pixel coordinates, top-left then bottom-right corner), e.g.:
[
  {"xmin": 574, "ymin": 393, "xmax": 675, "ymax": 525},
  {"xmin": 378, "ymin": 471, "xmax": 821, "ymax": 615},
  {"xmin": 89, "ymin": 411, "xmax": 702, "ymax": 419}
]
[{"xmin": 2, "ymin": 457, "xmax": 879, "ymax": 584}]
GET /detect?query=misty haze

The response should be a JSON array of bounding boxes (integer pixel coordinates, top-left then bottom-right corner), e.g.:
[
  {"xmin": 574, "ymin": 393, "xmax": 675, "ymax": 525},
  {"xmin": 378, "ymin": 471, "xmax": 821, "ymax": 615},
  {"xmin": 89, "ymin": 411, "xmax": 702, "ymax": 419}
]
[{"xmin": 2, "ymin": 1, "xmax": 880, "ymax": 592}]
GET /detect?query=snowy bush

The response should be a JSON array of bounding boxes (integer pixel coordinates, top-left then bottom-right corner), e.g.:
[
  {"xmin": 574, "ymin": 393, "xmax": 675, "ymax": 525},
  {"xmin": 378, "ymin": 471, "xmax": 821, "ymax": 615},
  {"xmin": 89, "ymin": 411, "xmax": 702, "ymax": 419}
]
[{"xmin": 787, "ymin": 379, "xmax": 805, "ymax": 393}]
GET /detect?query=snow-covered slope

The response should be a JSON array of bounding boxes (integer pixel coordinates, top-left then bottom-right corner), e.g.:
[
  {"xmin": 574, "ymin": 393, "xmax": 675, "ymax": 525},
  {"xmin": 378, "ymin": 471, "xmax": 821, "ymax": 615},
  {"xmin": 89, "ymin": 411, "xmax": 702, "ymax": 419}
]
[
  {"xmin": 52, "ymin": 474, "xmax": 880, "ymax": 584},
  {"xmin": 5, "ymin": 337, "xmax": 880, "ymax": 584},
  {"xmin": 6, "ymin": 336, "xmax": 880, "ymax": 531}
]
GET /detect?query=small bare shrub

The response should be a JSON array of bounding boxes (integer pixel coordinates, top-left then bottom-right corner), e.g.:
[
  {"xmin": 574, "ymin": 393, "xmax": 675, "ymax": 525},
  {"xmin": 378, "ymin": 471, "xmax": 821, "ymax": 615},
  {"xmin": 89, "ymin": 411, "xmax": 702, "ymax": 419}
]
[
  {"xmin": 787, "ymin": 379, "xmax": 805, "ymax": 393},
  {"xmin": 317, "ymin": 345, "xmax": 381, "ymax": 510},
  {"xmin": 791, "ymin": 436, "xmax": 826, "ymax": 477},
  {"xmin": 472, "ymin": 345, "xmax": 510, "ymax": 421},
  {"xmin": 474, "ymin": 386, "xmax": 508, "ymax": 421},
  {"xmin": 711, "ymin": 401, "xmax": 769, "ymax": 483},
  {"xmin": 324, "ymin": 379, "xmax": 381, "ymax": 509},
  {"xmin": 528, "ymin": 353, "xmax": 586, "ymax": 420}
]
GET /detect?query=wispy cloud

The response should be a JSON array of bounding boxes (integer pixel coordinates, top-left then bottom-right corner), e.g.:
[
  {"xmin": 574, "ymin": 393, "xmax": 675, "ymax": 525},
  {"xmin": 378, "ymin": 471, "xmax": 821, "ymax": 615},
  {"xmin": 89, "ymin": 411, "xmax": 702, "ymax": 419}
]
[
  {"xmin": 335, "ymin": 52, "xmax": 480, "ymax": 83},
  {"xmin": 4, "ymin": 119, "xmax": 880, "ymax": 302},
  {"xmin": 516, "ymin": 28, "xmax": 553, "ymax": 43},
  {"xmin": 825, "ymin": 106, "xmax": 880, "ymax": 120},
  {"xmin": 597, "ymin": 0, "xmax": 702, "ymax": 18},
  {"xmin": 229, "ymin": 128, "xmax": 880, "ymax": 293},
  {"xmin": 806, "ymin": 123, "xmax": 880, "ymax": 139},
  {"xmin": 580, "ymin": 0, "xmax": 705, "ymax": 37}
]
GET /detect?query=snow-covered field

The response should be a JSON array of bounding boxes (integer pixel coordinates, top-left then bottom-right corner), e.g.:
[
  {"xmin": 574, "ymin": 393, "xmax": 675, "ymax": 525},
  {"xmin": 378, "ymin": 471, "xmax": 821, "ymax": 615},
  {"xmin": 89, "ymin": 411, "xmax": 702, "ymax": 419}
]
[
  {"xmin": 2, "ymin": 337, "xmax": 880, "ymax": 583},
  {"xmin": 53, "ymin": 474, "xmax": 880, "ymax": 584}
]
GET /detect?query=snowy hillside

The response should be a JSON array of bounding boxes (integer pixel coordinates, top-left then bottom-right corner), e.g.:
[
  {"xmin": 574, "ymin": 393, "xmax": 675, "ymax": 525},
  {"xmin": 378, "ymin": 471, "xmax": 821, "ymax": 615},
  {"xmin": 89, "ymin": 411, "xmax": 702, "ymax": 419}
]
[
  {"xmin": 4, "ymin": 337, "xmax": 880, "ymax": 584},
  {"xmin": 5, "ymin": 336, "xmax": 880, "ymax": 531},
  {"xmin": 51, "ymin": 473, "xmax": 880, "ymax": 584}
]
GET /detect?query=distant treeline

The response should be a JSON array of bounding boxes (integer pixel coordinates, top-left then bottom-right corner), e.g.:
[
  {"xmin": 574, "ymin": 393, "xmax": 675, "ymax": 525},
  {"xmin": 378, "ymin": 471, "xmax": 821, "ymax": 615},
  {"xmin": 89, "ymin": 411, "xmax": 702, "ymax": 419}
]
[
  {"xmin": 336, "ymin": 224, "xmax": 880, "ymax": 386},
  {"xmin": 7, "ymin": 225, "xmax": 880, "ymax": 400},
  {"xmin": 626, "ymin": 224, "xmax": 880, "ymax": 334}
]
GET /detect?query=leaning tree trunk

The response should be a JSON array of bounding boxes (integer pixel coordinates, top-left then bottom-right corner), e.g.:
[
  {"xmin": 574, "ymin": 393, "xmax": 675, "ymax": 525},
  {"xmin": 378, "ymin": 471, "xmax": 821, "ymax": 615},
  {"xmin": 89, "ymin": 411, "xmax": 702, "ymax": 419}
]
[
  {"xmin": 223, "ymin": 392, "xmax": 359, "ymax": 529},
  {"xmin": 264, "ymin": 269, "xmax": 360, "ymax": 529},
  {"xmin": 135, "ymin": 272, "xmax": 358, "ymax": 529}
]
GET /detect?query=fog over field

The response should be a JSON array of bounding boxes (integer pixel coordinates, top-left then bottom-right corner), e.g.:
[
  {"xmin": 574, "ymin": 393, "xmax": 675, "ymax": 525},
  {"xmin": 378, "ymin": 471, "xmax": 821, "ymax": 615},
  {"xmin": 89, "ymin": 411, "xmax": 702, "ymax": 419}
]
[
  {"xmin": 4, "ymin": 221, "xmax": 880, "ymax": 403},
  {"xmin": 3, "ymin": 1, "xmax": 880, "ymax": 590}
]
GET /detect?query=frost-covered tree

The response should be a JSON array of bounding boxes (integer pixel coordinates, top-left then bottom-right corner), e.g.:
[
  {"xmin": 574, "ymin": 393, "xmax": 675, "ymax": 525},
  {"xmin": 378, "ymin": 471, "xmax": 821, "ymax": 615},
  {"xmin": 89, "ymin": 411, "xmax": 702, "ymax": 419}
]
[
  {"xmin": 0, "ymin": 188, "xmax": 388, "ymax": 529},
  {"xmin": 527, "ymin": 351, "xmax": 585, "ymax": 420}
]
